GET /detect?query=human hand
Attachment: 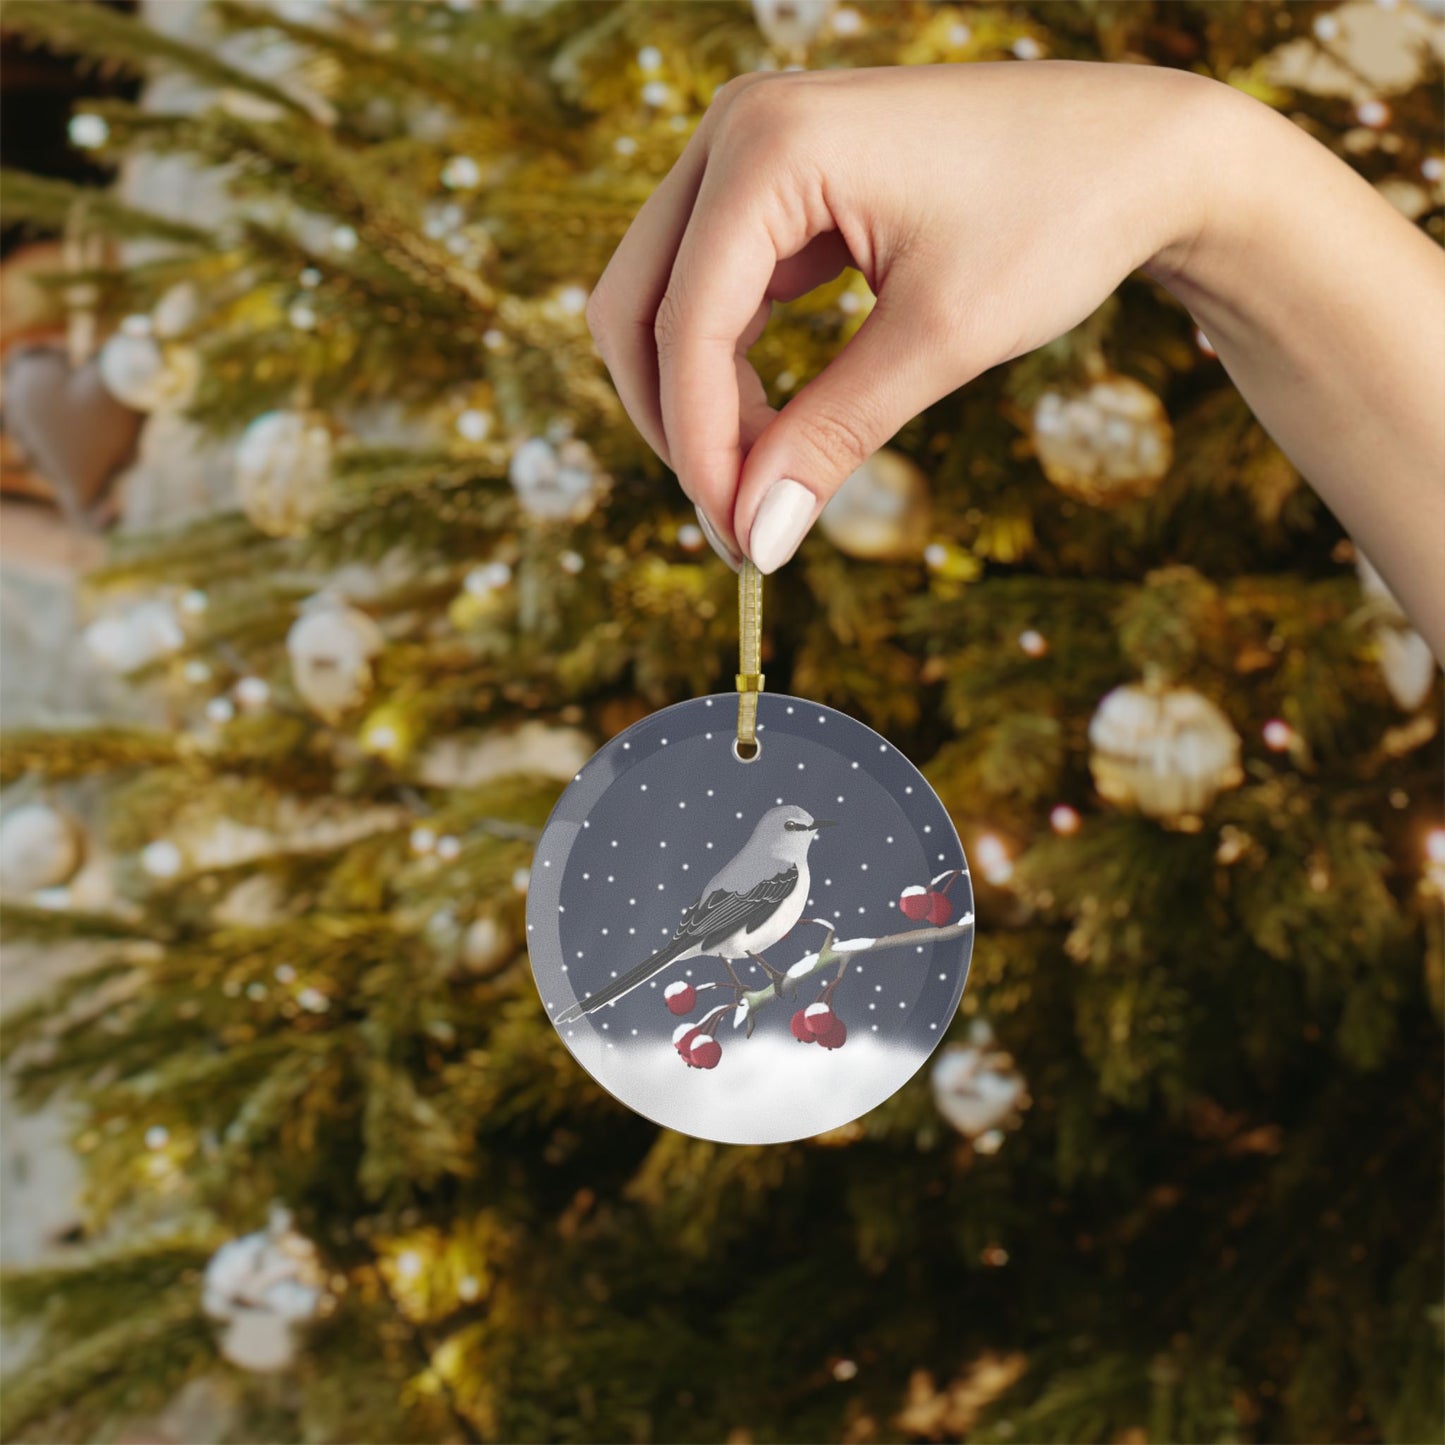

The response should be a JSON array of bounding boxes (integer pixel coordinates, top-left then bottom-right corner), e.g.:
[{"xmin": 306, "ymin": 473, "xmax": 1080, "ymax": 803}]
[{"xmin": 585, "ymin": 61, "xmax": 1225, "ymax": 572}]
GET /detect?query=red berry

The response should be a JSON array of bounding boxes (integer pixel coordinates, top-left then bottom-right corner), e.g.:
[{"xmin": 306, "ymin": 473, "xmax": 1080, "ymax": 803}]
[
  {"xmin": 927, "ymin": 892, "xmax": 953, "ymax": 926},
  {"xmin": 790, "ymin": 1009, "xmax": 816, "ymax": 1043},
  {"xmin": 804, "ymin": 1002, "xmax": 835, "ymax": 1037},
  {"xmin": 899, "ymin": 886, "xmax": 932, "ymax": 921},
  {"xmin": 673, "ymin": 1022, "xmax": 700, "ymax": 1060},
  {"xmin": 664, "ymin": 980, "xmax": 697, "ymax": 1015},
  {"xmin": 689, "ymin": 1037, "xmax": 722, "ymax": 1069},
  {"xmin": 814, "ymin": 1016, "xmax": 848, "ymax": 1050}
]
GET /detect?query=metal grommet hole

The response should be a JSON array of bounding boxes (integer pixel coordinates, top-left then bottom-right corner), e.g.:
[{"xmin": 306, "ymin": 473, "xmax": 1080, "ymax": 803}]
[{"xmin": 732, "ymin": 737, "xmax": 761, "ymax": 763}]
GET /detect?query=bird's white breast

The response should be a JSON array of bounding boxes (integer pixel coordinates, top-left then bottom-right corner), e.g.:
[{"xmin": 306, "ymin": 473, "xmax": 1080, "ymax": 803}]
[{"xmin": 720, "ymin": 862, "xmax": 809, "ymax": 959}]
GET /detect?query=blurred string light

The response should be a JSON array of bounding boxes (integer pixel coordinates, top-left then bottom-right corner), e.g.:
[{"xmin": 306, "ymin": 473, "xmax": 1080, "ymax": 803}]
[
  {"xmin": 554, "ymin": 284, "xmax": 589, "ymax": 316},
  {"xmin": 1262, "ymin": 718, "xmax": 1294, "ymax": 752},
  {"xmin": 441, "ymin": 154, "xmax": 482, "ymax": 190},
  {"xmin": 68, "ymin": 112, "xmax": 109, "ymax": 149},
  {"xmin": 1049, "ymin": 804, "xmax": 1081, "ymax": 836},
  {"xmin": 465, "ymin": 561, "xmax": 512, "ymax": 595},
  {"xmin": 141, "ymin": 840, "xmax": 183, "ymax": 879},
  {"xmin": 1425, "ymin": 827, "xmax": 1445, "ymax": 892},
  {"xmin": 1355, "ymin": 98, "xmax": 1390, "ymax": 129},
  {"xmin": 1018, "ymin": 628, "xmax": 1048, "ymax": 658},
  {"xmin": 235, "ymin": 676, "xmax": 270, "ymax": 710},
  {"xmin": 456, "ymin": 408, "xmax": 492, "ymax": 441},
  {"xmin": 297, "ymin": 987, "xmax": 329, "ymax": 1014}
]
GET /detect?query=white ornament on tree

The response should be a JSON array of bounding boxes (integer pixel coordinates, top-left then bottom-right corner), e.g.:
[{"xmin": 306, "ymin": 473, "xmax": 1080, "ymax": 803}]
[
  {"xmin": 752, "ymin": 0, "xmax": 835, "ymax": 55},
  {"xmin": 1032, "ymin": 373, "xmax": 1173, "ymax": 505},
  {"xmin": 98, "ymin": 328, "xmax": 199, "ymax": 413},
  {"xmin": 83, "ymin": 599, "xmax": 185, "ymax": 674},
  {"xmin": 0, "ymin": 803, "xmax": 85, "ymax": 894},
  {"xmin": 141, "ymin": 839, "xmax": 184, "ymax": 879},
  {"xmin": 818, "ymin": 448, "xmax": 932, "ymax": 561},
  {"xmin": 1088, "ymin": 680, "xmax": 1243, "ymax": 824},
  {"xmin": 202, "ymin": 1207, "xmax": 326, "ymax": 1373},
  {"xmin": 1356, "ymin": 554, "xmax": 1437, "ymax": 710},
  {"xmin": 287, "ymin": 596, "xmax": 384, "ymax": 722},
  {"xmin": 461, "ymin": 914, "xmax": 512, "ymax": 976},
  {"xmin": 930, "ymin": 1019, "xmax": 1030, "ymax": 1142},
  {"xmin": 236, "ymin": 410, "xmax": 335, "ymax": 538},
  {"xmin": 508, "ymin": 434, "xmax": 605, "ymax": 521}
]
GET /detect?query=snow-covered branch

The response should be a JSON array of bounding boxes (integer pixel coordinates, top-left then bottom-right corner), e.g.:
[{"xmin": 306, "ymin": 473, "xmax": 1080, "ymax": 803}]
[{"xmin": 732, "ymin": 913, "xmax": 975, "ymax": 1031}]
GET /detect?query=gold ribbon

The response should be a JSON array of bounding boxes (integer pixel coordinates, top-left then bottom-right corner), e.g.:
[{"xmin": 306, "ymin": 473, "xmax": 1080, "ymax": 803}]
[{"xmin": 736, "ymin": 559, "xmax": 763, "ymax": 754}]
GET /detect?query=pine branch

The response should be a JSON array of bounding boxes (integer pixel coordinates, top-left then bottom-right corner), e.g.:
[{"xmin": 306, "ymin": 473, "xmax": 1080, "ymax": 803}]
[
  {"xmin": 0, "ymin": 727, "xmax": 179, "ymax": 784},
  {"xmin": 211, "ymin": 0, "xmax": 574, "ymax": 149},
  {"xmin": 2, "ymin": 0, "xmax": 309, "ymax": 116},
  {"xmin": 0, "ymin": 1277, "xmax": 213, "ymax": 1441},
  {"xmin": 0, "ymin": 170, "xmax": 212, "ymax": 248},
  {"xmin": 0, "ymin": 903, "xmax": 153, "ymax": 945},
  {"xmin": 372, "ymin": 1260, "xmax": 483, "ymax": 1445}
]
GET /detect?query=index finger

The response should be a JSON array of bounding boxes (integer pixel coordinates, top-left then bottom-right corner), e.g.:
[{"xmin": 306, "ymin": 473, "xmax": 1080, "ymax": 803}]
[{"xmin": 656, "ymin": 158, "xmax": 799, "ymax": 547}]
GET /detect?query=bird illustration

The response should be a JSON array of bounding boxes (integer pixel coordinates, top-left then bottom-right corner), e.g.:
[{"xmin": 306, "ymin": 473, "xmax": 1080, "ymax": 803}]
[{"xmin": 555, "ymin": 803, "xmax": 834, "ymax": 1024}]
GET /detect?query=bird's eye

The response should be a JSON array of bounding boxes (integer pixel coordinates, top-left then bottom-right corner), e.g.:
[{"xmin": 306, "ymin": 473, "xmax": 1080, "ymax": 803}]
[{"xmin": 784, "ymin": 821, "xmax": 805, "ymax": 831}]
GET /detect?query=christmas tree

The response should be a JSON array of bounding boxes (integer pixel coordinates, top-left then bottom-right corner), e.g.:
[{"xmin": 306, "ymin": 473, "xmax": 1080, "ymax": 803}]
[{"xmin": 2, "ymin": 2, "xmax": 1442, "ymax": 1441}]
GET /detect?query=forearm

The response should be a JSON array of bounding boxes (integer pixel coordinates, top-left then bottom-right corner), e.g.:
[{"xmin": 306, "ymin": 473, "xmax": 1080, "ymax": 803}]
[{"xmin": 1145, "ymin": 82, "xmax": 1445, "ymax": 659}]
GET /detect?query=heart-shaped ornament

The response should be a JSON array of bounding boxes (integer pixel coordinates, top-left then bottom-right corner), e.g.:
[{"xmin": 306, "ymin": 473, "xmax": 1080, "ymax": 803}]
[{"xmin": 3, "ymin": 345, "xmax": 143, "ymax": 527}]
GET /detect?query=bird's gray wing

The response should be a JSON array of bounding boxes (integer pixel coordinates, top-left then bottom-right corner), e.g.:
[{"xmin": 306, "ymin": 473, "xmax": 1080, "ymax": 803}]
[{"xmin": 674, "ymin": 865, "xmax": 798, "ymax": 953}]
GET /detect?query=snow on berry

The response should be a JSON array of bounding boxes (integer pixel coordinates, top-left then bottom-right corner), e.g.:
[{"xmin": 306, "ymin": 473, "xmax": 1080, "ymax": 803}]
[
  {"xmin": 804, "ymin": 1002, "xmax": 835, "ymax": 1037},
  {"xmin": 688, "ymin": 1037, "xmax": 722, "ymax": 1069},
  {"xmin": 790, "ymin": 1009, "xmax": 816, "ymax": 1043},
  {"xmin": 664, "ymin": 980, "xmax": 697, "ymax": 1015},
  {"xmin": 926, "ymin": 891, "xmax": 953, "ymax": 926},
  {"xmin": 899, "ymin": 885, "xmax": 931, "ymax": 921},
  {"xmin": 673, "ymin": 1022, "xmax": 701, "ymax": 1058},
  {"xmin": 814, "ymin": 1016, "xmax": 848, "ymax": 1050}
]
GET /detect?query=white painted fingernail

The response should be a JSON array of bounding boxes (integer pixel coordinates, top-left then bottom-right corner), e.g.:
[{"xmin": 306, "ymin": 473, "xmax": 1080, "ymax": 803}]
[
  {"xmin": 748, "ymin": 478, "xmax": 817, "ymax": 574},
  {"xmin": 695, "ymin": 505, "xmax": 741, "ymax": 571}
]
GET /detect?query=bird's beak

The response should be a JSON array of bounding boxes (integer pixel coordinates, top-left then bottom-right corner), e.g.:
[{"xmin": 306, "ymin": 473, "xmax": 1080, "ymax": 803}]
[{"xmin": 811, "ymin": 819, "xmax": 837, "ymax": 830}]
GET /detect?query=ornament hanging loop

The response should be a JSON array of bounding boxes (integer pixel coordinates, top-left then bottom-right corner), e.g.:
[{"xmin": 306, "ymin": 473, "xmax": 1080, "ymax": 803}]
[{"xmin": 736, "ymin": 559, "xmax": 764, "ymax": 758}]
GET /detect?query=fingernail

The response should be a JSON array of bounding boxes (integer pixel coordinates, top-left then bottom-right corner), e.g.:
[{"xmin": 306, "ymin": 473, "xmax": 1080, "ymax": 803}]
[
  {"xmin": 748, "ymin": 478, "xmax": 817, "ymax": 575},
  {"xmin": 695, "ymin": 505, "xmax": 742, "ymax": 571}
]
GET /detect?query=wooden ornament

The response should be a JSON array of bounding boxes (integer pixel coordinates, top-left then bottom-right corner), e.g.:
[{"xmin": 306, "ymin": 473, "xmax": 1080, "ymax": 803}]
[{"xmin": 2, "ymin": 345, "xmax": 141, "ymax": 526}]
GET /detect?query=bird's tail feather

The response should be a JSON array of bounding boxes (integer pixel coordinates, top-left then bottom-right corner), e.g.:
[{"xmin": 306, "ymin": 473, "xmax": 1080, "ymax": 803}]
[{"xmin": 555, "ymin": 935, "xmax": 692, "ymax": 1024}]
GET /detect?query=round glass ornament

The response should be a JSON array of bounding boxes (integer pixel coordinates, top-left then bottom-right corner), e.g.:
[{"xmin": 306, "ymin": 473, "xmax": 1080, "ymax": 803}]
[{"xmin": 528, "ymin": 693, "xmax": 975, "ymax": 1145}]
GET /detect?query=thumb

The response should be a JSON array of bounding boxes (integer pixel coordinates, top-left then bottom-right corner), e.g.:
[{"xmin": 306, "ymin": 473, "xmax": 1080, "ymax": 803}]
[{"xmin": 733, "ymin": 283, "xmax": 966, "ymax": 574}]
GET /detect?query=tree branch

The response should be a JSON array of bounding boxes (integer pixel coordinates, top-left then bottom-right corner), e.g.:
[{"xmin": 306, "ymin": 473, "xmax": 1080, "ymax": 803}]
[{"xmin": 732, "ymin": 913, "xmax": 975, "ymax": 1030}]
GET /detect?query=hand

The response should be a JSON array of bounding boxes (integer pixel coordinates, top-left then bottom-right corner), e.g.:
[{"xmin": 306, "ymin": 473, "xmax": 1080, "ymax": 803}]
[
  {"xmin": 587, "ymin": 62, "xmax": 1445, "ymax": 662},
  {"xmin": 585, "ymin": 61, "xmax": 1222, "ymax": 572}
]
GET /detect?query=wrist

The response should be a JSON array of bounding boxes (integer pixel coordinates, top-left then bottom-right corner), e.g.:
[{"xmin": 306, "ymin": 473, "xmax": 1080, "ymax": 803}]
[{"xmin": 1140, "ymin": 73, "xmax": 1268, "ymax": 292}]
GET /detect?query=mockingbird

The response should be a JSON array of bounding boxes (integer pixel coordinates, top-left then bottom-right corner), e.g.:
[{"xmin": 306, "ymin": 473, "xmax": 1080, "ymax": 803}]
[{"xmin": 555, "ymin": 803, "xmax": 834, "ymax": 1023}]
